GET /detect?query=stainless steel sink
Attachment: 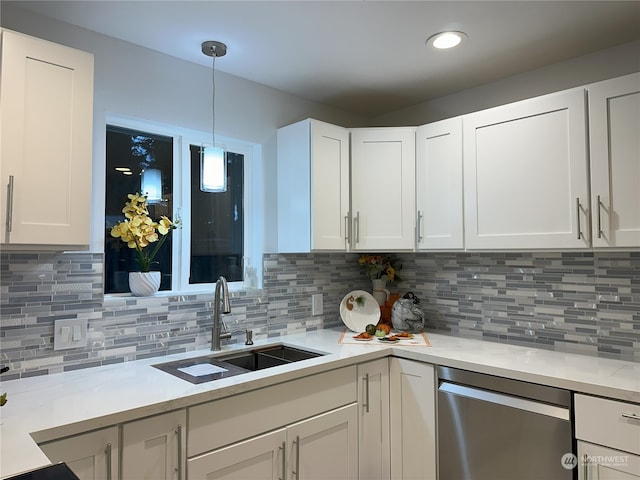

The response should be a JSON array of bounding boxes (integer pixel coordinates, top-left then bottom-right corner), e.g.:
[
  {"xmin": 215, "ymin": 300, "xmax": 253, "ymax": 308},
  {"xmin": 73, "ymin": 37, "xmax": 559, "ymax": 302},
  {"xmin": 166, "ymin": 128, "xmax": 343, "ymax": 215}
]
[{"xmin": 152, "ymin": 345, "xmax": 325, "ymax": 384}]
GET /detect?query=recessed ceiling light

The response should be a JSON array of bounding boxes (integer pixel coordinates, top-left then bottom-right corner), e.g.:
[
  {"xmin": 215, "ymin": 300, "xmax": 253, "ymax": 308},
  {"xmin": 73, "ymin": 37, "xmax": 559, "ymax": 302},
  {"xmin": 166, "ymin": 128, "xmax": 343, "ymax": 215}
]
[{"xmin": 427, "ymin": 31, "xmax": 467, "ymax": 50}]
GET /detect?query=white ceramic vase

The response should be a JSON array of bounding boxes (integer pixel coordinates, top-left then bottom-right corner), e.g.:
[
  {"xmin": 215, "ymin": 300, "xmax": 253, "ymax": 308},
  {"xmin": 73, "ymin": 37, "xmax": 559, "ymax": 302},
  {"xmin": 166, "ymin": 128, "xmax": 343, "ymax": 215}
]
[
  {"xmin": 371, "ymin": 278, "xmax": 390, "ymax": 306},
  {"xmin": 129, "ymin": 271, "xmax": 161, "ymax": 297}
]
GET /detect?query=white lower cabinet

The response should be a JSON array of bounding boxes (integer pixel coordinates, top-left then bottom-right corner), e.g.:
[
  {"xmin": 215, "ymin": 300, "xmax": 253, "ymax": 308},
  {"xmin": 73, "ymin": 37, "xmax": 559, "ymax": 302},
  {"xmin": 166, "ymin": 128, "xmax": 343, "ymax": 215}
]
[
  {"xmin": 39, "ymin": 426, "xmax": 119, "ymax": 480},
  {"xmin": 389, "ymin": 358, "xmax": 436, "ymax": 480},
  {"xmin": 575, "ymin": 394, "xmax": 640, "ymax": 480},
  {"xmin": 121, "ymin": 409, "xmax": 187, "ymax": 480},
  {"xmin": 188, "ymin": 428, "xmax": 286, "ymax": 479},
  {"xmin": 187, "ymin": 405, "xmax": 358, "ymax": 480},
  {"xmin": 358, "ymin": 359, "xmax": 390, "ymax": 480},
  {"xmin": 578, "ymin": 442, "xmax": 640, "ymax": 480},
  {"xmin": 287, "ymin": 404, "xmax": 358, "ymax": 480}
]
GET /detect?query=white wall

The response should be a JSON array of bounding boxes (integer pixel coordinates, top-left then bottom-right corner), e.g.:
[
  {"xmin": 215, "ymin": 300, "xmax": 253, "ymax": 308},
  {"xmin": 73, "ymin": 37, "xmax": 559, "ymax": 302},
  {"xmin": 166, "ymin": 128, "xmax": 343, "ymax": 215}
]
[
  {"xmin": 0, "ymin": 4, "xmax": 368, "ymax": 252},
  {"xmin": 373, "ymin": 40, "xmax": 640, "ymax": 126}
]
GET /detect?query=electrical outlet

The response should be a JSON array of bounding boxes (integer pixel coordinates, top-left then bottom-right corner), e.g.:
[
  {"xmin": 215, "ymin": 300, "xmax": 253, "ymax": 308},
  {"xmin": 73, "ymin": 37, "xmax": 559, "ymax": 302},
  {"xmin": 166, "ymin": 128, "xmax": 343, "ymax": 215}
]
[
  {"xmin": 312, "ymin": 293, "xmax": 323, "ymax": 316},
  {"xmin": 54, "ymin": 318, "xmax": 88, "ymax": 350}
]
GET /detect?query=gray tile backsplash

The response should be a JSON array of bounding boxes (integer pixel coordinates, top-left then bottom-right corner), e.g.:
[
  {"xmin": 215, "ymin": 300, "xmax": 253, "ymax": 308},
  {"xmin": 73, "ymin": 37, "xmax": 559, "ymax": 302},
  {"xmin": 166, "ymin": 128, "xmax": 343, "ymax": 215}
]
[{"xmin": 1, "ymin": 251, "xmax": 638, "ymax": 378}]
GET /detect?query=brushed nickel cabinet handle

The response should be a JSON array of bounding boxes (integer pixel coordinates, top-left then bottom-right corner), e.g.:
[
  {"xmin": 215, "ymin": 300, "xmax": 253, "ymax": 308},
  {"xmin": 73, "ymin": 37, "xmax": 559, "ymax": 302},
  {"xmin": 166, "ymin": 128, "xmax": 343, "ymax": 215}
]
[
  {"xmin": 596, "ymin": 195, "xmax": 603, "ymax": 239},
  {"xmin": 583, "ymin": 453, "xmax": 589, "ymax": 480},
  {"xmin": 279, "ymin": 441, "xmax": 286, "ymax": 480},
  {"xmin": 6, "ymin": 175, "xmax": 14, "ymax": 237},
  {"xmin": 355, "ymin": 211, "xmax": 360, "ymax": 244},
  {"xmin": 344, "ymin": 214, "xmax": 350, "ymax": 245},
  {"xmin": 105, "ymin": 443, "xmax": 112, "ymax": 480},
  {"xmin": 576, "ymin": 198, "xmax": 583, "ymax": 240},
  {"xmin": 622, "ymin": 412, "xmax": 640, "ymax": 422},
  {"xmin": 364, "ymin": 373, "xmax": 370, "ymax": 413},
  {"xmin": 417, "ymin": 210, "xmax": 424, "ymax": 244},
  {"xmin": 292, "ymin": 435, "xmax": 301, "ymax": 478},
  {"xmin": 175, "ymin": 424, "xmax": 183, "ymax": 480}
]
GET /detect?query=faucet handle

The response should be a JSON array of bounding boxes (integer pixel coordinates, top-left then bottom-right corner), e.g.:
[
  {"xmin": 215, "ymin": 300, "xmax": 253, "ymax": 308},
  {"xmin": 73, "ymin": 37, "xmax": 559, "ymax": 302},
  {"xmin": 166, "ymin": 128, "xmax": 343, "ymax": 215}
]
[{"xmin": 245, "ymin": 329, "xmax": 254, "ymax": 346}]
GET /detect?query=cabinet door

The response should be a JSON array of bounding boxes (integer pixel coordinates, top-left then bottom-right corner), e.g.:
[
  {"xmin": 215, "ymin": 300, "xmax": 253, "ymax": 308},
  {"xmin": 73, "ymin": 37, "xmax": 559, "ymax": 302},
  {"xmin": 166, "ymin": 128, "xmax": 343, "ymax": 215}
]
[
  {"xmin": 589, "ymin": 73, "xmax": 640, "ymax": 248},
  {"xmin": 311, "ymin": 120, "xmax": 350, "ymax": 250},
  {"xmin": 39, "ymin": 427, "xmax": 119, "ymax": 480},
  {"xmin": 389, "ymin": 358, "xmax": 436, "ymax": 480},
  {"xmin": 416, "ymin": 118, "xmax": 463, "ymax": 250},
  {"xmin": 122, "ymin": 410, "xmax": 186, "ymax": 480},
  {"xmin": 358, "ymin": 359, "xmax": 390, "ymax": 480},
  {"xmin": 463, "ymin": 87, "xmax": 589, "ymax": 249},
  {"xmin": 351, "ymin": 127, "xmax": 416, "ymax": 251},
  {"xmin": 277, "ymin": 119, "xmax": 349, "ymax": 252},
  {"xmin": 288, "ymin": 403, "xmax": 358, "ymax": 480},
  {"xmin": 187, "ymin": 429, "xmax": 286, "ymax": 480},
  {"xmin": 578, "ymin": 442, "xmax": 640, "ymax": 480},
  {"xmin": 0, "ymin": 29, "xmax": 93, "ymax": 247}
]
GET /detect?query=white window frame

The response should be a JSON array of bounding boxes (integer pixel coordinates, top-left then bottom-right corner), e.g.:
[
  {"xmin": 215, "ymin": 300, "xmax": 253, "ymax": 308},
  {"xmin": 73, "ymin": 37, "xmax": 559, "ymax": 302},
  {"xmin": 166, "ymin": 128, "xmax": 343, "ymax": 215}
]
[{"xmin": 102, "ymin": 114, "xmax": 263, "ymax": 295}]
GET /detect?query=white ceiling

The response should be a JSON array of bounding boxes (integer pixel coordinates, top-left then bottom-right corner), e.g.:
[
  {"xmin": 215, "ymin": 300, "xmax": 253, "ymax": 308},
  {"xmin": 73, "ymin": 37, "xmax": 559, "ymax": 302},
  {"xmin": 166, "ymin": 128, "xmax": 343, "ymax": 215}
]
[{"xmin": 8, "ymin": 0, "xmax": 640, "ymax": 117}]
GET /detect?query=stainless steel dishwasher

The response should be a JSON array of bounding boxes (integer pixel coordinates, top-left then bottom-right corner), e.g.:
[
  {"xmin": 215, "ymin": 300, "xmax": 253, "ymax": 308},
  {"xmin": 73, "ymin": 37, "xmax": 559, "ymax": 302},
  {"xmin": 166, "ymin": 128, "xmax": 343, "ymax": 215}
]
[{"xmin": 437, "ymin": 366, "xmax": 575, "ymax": 480}]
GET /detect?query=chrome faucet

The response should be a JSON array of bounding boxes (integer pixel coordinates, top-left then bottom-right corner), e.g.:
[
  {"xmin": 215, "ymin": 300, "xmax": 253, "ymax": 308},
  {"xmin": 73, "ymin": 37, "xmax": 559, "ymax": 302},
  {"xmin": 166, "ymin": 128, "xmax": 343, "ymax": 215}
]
[{"xmin": 211, "ymin": 276, "xmax": 231, "ymax": 351}]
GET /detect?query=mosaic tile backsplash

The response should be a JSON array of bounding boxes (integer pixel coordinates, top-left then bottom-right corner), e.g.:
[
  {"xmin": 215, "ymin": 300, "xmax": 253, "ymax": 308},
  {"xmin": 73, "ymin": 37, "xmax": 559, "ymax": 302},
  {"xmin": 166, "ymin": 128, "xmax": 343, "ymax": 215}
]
[{"xmin": 1, "ymin": 251, "xmax": 639, "ymax": 378}]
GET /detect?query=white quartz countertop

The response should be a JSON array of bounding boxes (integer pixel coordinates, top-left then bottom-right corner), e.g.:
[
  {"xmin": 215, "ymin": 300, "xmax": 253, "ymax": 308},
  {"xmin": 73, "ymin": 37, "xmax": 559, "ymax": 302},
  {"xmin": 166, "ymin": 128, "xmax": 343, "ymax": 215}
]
[{"xmin": 1, "ymin": 327, "xmax": 638, "ymax": 478}]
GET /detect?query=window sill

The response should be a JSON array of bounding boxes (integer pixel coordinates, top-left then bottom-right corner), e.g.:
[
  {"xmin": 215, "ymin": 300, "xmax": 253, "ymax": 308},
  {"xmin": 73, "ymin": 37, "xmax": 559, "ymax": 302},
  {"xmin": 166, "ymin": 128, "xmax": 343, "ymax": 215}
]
[{"xmin": 103, "ymin": 286, "xmax": 264, "ymax": 304}]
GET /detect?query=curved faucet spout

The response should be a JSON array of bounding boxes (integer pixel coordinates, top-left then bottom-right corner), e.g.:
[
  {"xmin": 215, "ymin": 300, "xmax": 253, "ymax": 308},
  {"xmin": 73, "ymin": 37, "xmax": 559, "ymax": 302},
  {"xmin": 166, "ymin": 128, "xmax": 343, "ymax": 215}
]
[{"xmin": 212, "ymin": 276, "xmax": 231, "ymax": 350}]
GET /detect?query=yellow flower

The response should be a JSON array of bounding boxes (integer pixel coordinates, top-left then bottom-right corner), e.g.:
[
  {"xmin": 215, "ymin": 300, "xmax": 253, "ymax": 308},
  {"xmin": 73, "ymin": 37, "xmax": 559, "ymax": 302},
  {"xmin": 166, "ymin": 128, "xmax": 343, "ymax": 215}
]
[{"xmin": 110, "ymin": 193, "xmax": 179, "ymax": 272}]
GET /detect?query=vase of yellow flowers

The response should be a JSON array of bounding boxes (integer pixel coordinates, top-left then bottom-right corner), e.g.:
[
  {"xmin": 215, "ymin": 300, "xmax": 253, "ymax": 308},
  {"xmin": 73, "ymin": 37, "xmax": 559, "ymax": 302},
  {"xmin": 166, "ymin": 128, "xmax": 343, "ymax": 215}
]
[
  {"xmin": 358, "ymin": 254, "xmax": 401, "ymax": 306},
  {"xmin": 110, "ymin": 193, "xmax": 178, "ymax": 296}
]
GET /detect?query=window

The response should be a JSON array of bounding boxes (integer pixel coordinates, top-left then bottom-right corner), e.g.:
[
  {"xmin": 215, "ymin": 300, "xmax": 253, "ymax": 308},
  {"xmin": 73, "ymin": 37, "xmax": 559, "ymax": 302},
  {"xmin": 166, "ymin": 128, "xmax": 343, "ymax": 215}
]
[
  {"xmin": 104, "ymin": 116, "xmax": 262, "ymax": 295},
  {"xmin": 105, "ymin": 126, "xmax": 174, "ymax": 293}
]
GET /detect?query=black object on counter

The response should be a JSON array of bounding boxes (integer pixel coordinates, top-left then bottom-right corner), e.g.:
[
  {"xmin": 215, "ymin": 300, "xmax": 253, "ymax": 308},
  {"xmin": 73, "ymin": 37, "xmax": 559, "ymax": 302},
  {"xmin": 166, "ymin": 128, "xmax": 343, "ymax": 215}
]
[{"xmin": 6, "ymin": 463, "xmax": 79, "ymax": 480}]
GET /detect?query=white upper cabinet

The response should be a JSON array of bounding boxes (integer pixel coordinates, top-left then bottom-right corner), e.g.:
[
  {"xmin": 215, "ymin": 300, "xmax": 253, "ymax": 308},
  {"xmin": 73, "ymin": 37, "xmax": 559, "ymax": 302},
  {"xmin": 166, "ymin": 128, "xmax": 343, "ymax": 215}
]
[
  {"xmin": 588, "ymin": 73, "xmax": 640, "ymax": 248},
  {"xmin": 277, "ymin": 119, "xmax": 350, "ymax": 252},
  {"xmin": 463, "ymin": 87, "xmax": 590, "ymax": 249},
  {"xmin": 0, "ymin": 29, "xmax": 94, "ymax": 249},
  {"xmin": 350, "ymin": 127, "xmax": 416, "ymax": 251},
  {"xmin": 415, "ymin": 117, "xmax": 463, "ymax": 250}
]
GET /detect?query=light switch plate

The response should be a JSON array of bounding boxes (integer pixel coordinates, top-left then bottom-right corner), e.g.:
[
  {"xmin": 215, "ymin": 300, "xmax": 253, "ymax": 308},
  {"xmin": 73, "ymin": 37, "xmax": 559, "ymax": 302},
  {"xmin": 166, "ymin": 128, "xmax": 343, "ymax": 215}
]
[
  {"xmin": 312, "ymin": 293, "xmax": 323, "ymax": 316},
  {"xmin": 54, "ymin": 318, "xmax": 88, "ymax": 350}
]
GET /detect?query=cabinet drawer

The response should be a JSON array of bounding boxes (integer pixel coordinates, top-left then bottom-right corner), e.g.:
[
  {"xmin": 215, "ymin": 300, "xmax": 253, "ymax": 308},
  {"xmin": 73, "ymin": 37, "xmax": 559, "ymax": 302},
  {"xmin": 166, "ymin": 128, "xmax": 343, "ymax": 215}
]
[
  {"xmin": 575, "ymin": 394, "xmax": 640, "ymax": 455},
  {"xmin": 188, "ymin": 366, "xmax": 356, "ymax": 456}
]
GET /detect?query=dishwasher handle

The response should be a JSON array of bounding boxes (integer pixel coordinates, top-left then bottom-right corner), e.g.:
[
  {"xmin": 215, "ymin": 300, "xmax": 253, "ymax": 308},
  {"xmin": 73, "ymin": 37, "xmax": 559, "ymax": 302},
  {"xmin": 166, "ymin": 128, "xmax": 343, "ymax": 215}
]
[{"xmin": 439, "ymin": 381, "xmax": 570, "ymax": 421}]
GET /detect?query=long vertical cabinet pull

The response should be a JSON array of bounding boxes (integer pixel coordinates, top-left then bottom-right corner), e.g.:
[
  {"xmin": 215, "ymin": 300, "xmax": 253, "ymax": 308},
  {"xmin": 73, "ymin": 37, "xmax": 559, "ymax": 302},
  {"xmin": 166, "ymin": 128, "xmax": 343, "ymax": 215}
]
[
  {"xmin": 105, "ymin": 443, "xmax": 112, "ymax": 480},
  {"xmin": 416, "ymin": 211, "xmax": 424, "ymax": 244},
  {"xmin": 354, "ymin": 212, "xmax": 360, "ymax": 245},
  {"xmin": 364, "ymin": 373, "xmax": 370, "ymax": 413},
  {"xmin": 292, "ymin": 435, "xmax": 301, "ymax": 478},
  {"xmin": 279, "ymin": 442, "xmax": 286, "ymax": 480},
  {"xmin": 596, "ymin": 195, "xmax": 603, "ymax": 239},
  {"xmin": 6, "ymin": 175, "xmax": 14, "ymax": 240},
  {"xmin": 344, "ymin": 214, "xmax": 350, "ymax": 247},
  {"xmin": 583, "ymin": 453, "xmax": 589, "ymax": 480},
  {"xmin": 576, "ymin": 198, "xmax": 583, "ymax": 240},
  {"xmin": 175, "ymin": 424, "xmax": 183, "ymax": 480}
]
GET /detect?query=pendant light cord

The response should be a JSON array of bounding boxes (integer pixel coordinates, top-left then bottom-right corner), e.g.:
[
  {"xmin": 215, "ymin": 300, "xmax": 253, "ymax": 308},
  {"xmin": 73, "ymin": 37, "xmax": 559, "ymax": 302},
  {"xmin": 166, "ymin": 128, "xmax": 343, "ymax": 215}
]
[{"xmin": 211, "ymin": 51, "xmax": 217, "ymax": 149}]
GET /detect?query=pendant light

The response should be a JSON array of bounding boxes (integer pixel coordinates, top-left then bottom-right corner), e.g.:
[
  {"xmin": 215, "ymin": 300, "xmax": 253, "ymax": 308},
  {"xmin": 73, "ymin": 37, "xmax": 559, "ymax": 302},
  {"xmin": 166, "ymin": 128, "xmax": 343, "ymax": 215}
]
[
  {"xmin": 201, "ymin": 40, "xmax": 227, "ymax": 193},
  {"xmin": 141, "ymin": 168, "xmax": 163, "ymax": 203}
]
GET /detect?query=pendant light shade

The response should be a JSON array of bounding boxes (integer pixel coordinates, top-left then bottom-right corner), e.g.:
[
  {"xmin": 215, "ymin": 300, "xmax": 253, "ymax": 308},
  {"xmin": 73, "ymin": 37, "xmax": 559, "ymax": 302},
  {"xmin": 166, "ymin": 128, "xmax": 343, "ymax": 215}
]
[
  {"xmin": 201, "ymin": 40, "xmax": 227, "ymax": 193},
  {"xmin": 200, "ymin": 146, "xmax": 226, "ymax": 192}
]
